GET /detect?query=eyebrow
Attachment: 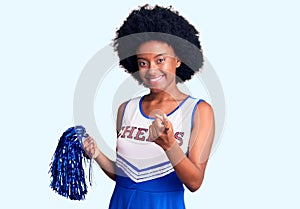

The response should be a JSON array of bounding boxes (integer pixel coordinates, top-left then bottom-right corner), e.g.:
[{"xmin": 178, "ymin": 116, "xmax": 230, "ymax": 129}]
[{"xmin": 136, "ymin": 53, "xmax": 167, "ymax": 60}]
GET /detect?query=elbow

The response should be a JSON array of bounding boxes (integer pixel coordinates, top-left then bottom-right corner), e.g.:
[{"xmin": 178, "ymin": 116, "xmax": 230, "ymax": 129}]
[
  {"xmin": 186, "ymin": 179, "xmax": 203, "ymax": 192},
  {"xmin": 188, "ymin": 186, "xmax": 200, "ymax": 193}
]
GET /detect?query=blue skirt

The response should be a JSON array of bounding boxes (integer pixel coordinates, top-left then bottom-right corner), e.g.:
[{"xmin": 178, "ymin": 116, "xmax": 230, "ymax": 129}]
[{"xmin": 108, "ymin": 171, "xmax": 186, "ymax": 209}]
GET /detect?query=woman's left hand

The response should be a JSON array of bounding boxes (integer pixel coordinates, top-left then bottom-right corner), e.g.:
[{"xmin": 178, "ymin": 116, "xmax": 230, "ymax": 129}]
[{"xmin": 149, "ymin": 113, "xmax": 176, "ymax": 151}]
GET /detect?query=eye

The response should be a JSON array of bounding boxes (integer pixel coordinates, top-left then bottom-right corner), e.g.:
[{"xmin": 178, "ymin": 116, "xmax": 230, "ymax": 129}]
[
  {"xmin": 157, "ymin": 58, "xmax": 165, "ymax": 64},
  {"xmin": 138, "ymin": 60, "xmax": 148, "ymax": 67}
]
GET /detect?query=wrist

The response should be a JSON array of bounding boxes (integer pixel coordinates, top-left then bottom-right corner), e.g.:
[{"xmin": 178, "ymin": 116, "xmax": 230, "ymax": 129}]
[
  {"xmin": 162, "ymin": 139, "xmax": 176, "ymax": 151},
  {"xmin": 94, "ymin": 147, "xmax": 101, "ymax": 159},
  {"xmin": 165, "ymin": 142, "xmax": 186, "ymax": 166}
]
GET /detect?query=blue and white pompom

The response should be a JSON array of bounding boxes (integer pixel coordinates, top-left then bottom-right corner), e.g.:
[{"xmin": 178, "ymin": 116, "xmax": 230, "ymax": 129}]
[{"xmin": 49, "ymin": 125, "xmax": 92, "ymax": 200}]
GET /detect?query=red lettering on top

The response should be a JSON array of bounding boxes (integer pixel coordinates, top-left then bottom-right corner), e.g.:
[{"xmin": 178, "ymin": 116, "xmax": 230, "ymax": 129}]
[
  {"xmin": 117, "ymin": 126, "xmax": 125, "ymax": 138},
  {"xmin": 174, "ymin": 132, "xmax": 184, "ymax": 146},
  {"xmin": 134, "ymin": 128, "xmax": 148, "ymax": 141},
  {"xmin": 120, "ymin": 126, "xmax": 137, "ymax": 139}
]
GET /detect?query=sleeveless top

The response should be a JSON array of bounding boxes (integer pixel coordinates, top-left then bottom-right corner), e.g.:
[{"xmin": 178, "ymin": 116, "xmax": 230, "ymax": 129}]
[{"xmin": 115, "ymin": 95, "xmax": 204, "ymax": 183}]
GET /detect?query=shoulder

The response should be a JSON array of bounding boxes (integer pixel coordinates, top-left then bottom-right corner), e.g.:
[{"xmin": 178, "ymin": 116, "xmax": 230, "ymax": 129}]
[
  {"xmin": 118, "ymin": 101, "xmax": 129, "ymax": 113},
  {"xmin": 189, "ymin": 97, "xmax": 214, "ymax": 115},
  {"xmin": 196, "ymin": 100, "xmax": 213, "ymax": 114},
  {"xmin": 117, "ymin": 100, "xmax": 130, "ymax": 120},
  {"xmin": 116, "ymin": 96, "xmax": 142, "ymax": 131},
  {"xmin": 116, "ymin": 101, "xmax": 129, "ymax": 133},
  {"xmin": 117, "ymin": 96, "xmax": 142, "ymax": 115},
  {"xmin": 192, "ymin": 100, "xmax": 214, "ymax": 129}
]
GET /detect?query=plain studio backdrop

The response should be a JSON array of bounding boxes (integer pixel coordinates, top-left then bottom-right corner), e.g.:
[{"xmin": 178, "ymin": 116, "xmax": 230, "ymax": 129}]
[{"xmin": 0, "ymin": 0, "xmax": 299, "ymax": 208}]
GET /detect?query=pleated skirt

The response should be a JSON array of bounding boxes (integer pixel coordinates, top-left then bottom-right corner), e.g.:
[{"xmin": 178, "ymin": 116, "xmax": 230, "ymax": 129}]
[{"xmin": 108, "ymin": 172, "xmax": 186, "ymax": 209}]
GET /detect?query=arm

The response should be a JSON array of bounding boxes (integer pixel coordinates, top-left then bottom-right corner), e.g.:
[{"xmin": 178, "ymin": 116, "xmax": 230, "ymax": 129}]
[
  {"xmin": 83, "ymin": 101, "xmax": 128, "ymax": 181},
  {"xmin": 150, "ymin": 101, "xmax": 215, "ymax": 192},
  {"xmin": 83, "ymin": 137, "xmax": 116, "ymax": 181}
]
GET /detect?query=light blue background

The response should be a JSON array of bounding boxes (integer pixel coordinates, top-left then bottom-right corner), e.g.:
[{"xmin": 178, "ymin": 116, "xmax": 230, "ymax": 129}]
[{"xmin": 1, "ymin": 0, "xmax": 299, "ymax": 208}]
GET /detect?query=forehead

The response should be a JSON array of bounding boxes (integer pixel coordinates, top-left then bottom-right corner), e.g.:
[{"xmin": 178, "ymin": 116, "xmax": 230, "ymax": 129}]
[{"xmin": 136, "ymin": 40, "xmax": 175, "ymax": 56}]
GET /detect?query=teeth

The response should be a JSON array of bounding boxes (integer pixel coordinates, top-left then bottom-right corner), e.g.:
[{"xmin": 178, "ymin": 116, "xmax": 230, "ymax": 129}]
[{"xmin": 149, "ymin": 75, "xmax": 163, "ymax": 82}]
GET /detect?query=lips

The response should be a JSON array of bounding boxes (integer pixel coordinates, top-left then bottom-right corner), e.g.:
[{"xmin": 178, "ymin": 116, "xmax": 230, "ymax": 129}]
[
  {"xmin": 148, "ymin": 75, "xmax": 164, "ymax": 82},
  {"xmin": 145, "ymin": 75, "xmax": 165, "ymax": 86}
]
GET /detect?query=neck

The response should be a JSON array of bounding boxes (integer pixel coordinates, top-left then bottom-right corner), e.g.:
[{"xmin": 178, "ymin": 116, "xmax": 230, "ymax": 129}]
[{"xmin": 147, "ymin": 86, "xmax": 186, "ymax": 102}]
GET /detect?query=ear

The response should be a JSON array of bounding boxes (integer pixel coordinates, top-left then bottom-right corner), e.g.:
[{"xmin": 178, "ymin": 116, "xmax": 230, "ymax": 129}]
[{"xmin": 176, "ymin": 58, "xmax": 181, "ymax": 68}]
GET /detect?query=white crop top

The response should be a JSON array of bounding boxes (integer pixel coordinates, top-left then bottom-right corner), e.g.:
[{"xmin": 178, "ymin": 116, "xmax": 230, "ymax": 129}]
[{"xmin": 116, "ymin": 96, "xmax": 203, "ymax": 183}]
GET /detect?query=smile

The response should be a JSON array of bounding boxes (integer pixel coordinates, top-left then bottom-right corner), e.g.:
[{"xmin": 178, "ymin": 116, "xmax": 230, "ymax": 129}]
[{"xmin": 147, "ymin": 75, "xmax": 164, "ymax": 83}]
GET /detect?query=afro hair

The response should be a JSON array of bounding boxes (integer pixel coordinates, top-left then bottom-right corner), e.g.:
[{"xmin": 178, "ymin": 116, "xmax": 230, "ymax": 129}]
[{"xmin": 113, "ymin": 4, "xmax": 204, "ymax": 83}]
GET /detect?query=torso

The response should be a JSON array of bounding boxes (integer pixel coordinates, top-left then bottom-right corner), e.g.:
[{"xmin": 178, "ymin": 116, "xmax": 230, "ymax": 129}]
[{"xmin": 116, "ymin": 95, "xmax": 204, "ymax": 183}]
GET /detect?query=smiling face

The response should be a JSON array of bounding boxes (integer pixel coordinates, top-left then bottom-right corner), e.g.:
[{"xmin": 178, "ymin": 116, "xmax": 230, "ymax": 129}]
[{"xmin": 136, "ymin": 41, "xmax": 181, "ymax": 93}]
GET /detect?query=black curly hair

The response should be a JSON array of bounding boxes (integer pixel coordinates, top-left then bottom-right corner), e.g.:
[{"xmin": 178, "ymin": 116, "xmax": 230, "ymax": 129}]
[{"xmin": 113, "ymin": 4, "xmax": 203, "ymax": 83}]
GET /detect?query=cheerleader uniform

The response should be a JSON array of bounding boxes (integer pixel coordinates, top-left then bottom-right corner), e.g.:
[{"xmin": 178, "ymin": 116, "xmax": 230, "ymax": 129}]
[{"xmin": 108, "ymin": 96, "xmax": 204, "ymax": 209}]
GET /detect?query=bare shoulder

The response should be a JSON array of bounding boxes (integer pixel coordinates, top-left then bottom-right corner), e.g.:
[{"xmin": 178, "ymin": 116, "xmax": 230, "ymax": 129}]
[
  {"xmin": 192, "ymin": 100, "xmax": 214, "ymax": 131},
  {"xmin": 196, "ymin": 101, "xmax": 214, "ymax": 116},
  {"xmin": 117, "ymin": 101, "xmax": 128, "ymax": 116},
  {"xmin": 116, "ymin": 101, "xmax": 129, "ymax": 132}
]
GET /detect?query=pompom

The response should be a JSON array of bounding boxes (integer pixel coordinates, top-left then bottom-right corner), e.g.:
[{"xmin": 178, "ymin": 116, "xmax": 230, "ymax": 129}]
[{"xmin": 49, "ymin": 126, "xmax": 92, "ymax": 200}]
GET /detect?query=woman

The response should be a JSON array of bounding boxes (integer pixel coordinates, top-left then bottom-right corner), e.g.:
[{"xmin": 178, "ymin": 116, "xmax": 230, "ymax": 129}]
[{"xmin": 84, "ymin": 5, "xmax": 215, "ymax": 209}]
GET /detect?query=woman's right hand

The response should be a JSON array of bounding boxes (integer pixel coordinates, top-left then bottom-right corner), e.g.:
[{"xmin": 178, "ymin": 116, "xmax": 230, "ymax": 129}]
[{"xmin": 83, "ymin": 136, "xmax": 100, "ymax": 159}]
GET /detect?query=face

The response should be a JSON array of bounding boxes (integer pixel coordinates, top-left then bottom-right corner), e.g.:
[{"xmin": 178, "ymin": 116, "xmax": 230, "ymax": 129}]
[{"xmin": 136, "ymin": 40, "xmax": 181, "ymax": 93}]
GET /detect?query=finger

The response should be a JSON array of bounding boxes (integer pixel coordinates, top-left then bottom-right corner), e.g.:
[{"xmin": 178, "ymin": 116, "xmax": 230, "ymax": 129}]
[
  {"xmin": 90, "ymin": 142, "xmax": 95, "ymax": 158},
  {"xmin": 148, "ymin": 125, "xmax": 153, "ymax": 141},
  {"xmin": 163, "ymin": 114, "xmax": 170, "ymax": 131},
  {"xmin": 153, "ymin": 117, "xmax": 166, "ymax": 135},
  {"xmin": 82, "ymin": 138, "xmax": 89, "ymax": 149},
  {"xmin": 153, "ymin": 113, "xmax": 164, "ymax": 122},
  {"xmin": 154, "ymin": 124, "xmax": 164, "ymax": 137},
  {"xmin": 153, "ymin": 117, "xmax": 164, "ymax": 130},
  {"xmin": 83, "ymin": 137, "xmax": 95, "ymax": 155},
  {"xmin": 82, "ymin": 139, "xmax": 92, "ymax": 158},
  {"xmin": 87, "ymin": 137, "xmax": 96, "ymax": 146},
  {"xmin": 153, "ymin": 122, "xmax": 164, "ymax": 139},
  {"xmin": 148, "ymin": 125, "xmax": 155, "ymax": 141},
  {"xmin": 83, "ymin": 137, "xmax": 92, "ymax": 149},
  {"xmin": 83, "ymin": 136, "xmax": 91, "ymax": 142},
  {"xmin": 149, "ymin": 124, "xmax": 159, "ymax": 141}
]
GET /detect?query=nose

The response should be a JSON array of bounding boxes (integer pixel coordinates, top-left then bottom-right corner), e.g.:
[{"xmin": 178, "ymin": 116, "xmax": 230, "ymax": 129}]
[
  {"xmin": 148, "ymin": 61, "xmax": 159, "ymax": 71},
  {"xmin": 146, "ymin": 68, "xmax": 159, "ymax": 76}
]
